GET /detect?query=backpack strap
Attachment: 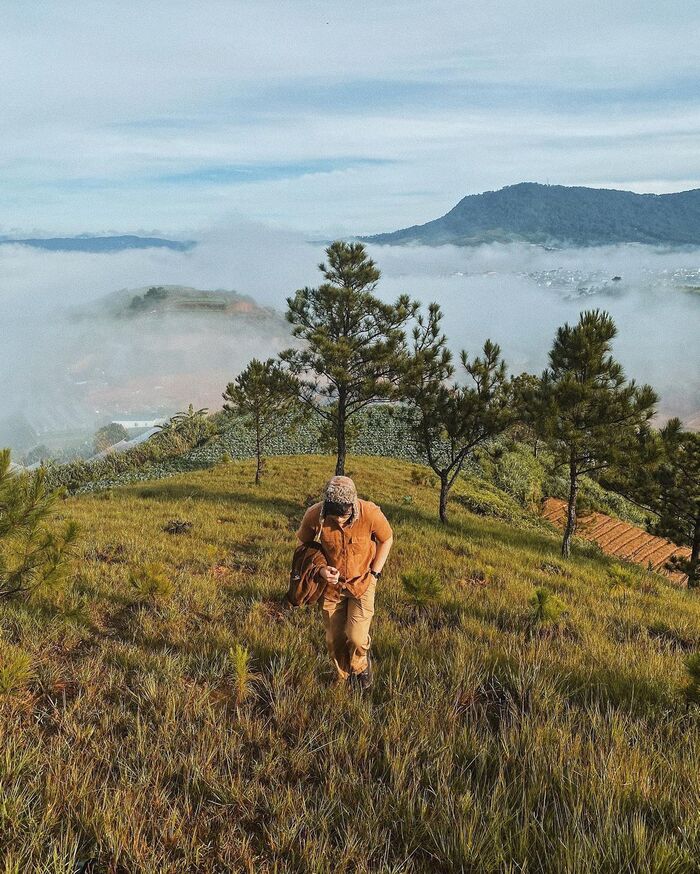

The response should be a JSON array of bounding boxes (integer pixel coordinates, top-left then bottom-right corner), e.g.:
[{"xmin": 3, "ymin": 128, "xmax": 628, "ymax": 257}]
[{"xmin": 314, "ymin": 505, "xmax": 325, "ymax": 544}]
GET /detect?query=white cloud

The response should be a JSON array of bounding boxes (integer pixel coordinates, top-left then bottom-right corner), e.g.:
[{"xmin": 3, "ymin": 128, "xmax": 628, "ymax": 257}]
[{"xmin": 1, "ymin": 0, "xmax": 699, "ymax": 232}]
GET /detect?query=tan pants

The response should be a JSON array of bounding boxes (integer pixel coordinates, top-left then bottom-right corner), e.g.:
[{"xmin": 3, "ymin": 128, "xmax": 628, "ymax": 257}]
[{"xmin": 321, "ymin": 578, "xmax": 376, "ymax": 680}]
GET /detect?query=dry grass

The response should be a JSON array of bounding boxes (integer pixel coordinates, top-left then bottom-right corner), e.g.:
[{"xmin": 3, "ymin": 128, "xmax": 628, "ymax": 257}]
[{"xmin": 1, "ymin": 455, "xmax": 700, "ymax": 872}]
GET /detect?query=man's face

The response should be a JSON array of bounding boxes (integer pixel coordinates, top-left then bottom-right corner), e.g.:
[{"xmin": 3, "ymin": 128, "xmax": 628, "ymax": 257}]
[{"xmin": 324, "ymin": 500, "xmax": 352, "ymax": 521}]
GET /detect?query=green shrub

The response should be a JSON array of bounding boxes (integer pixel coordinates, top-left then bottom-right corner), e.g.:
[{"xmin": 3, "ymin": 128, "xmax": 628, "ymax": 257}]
[
  {"xmin": 455, "ymin": 478, "xmax": 526, "ymax": 523},
  {"xmin": 410, "ymin": 467, "xmax": 437, "ymax": 487},
  {"xmin": 493, "ymin": 444, "xmax": 545, "ymax": 508},
  {"xmin": 529, "ymin": 587, "xmax": 567, "ymax": 625},
  {"xmin": 401, "ymin": 571, "xmax": 443, "ymax": 605},
  {"xmin": 607, "ymin": 563, "xmax": 643, "ymax": 591},
  {"xmin": 0, "ymin": 645, "xmax": 33, "ymax": 696},
  {"xmin": 683, "ymin": 654, "xmax": 700, "ymax": 706},
  {"xmin": 0, "ymin": 450, "xmax": 78, "ymax": 599},
  {"xmin": 129, "ymin": 562, "xmax": 173, "ymax": 603}
]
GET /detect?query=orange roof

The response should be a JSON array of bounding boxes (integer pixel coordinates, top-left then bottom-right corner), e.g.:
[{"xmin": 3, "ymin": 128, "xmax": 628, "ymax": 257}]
[{"xmin": 541, "ymin": 498, "xmax": 691, "ymax": 586}]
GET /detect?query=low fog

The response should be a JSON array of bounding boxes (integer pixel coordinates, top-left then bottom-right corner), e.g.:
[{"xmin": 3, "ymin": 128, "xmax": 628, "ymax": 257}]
[{"xmin": 1, "ymin": 224, "xmax": 698, "ymax": 454}]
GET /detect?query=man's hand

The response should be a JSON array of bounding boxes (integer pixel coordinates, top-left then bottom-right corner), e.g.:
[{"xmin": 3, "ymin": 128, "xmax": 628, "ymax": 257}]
[{"xmin": 318, "ymin": 566, "xmax": 341, "ymax": 587}]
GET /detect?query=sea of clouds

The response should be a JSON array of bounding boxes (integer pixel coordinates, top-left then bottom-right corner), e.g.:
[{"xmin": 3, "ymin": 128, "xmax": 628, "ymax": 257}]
[{"xmin": 1, "ymin": 224, "xmax": 698, "ymax": 451}]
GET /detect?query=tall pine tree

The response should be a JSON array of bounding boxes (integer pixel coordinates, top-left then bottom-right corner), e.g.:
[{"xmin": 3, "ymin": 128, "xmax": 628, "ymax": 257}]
[
  {"xmin": 535, "ymin": 310, "xmax": 657, "ymax": 558},
  {"xmin": 281, "ymin": 242, "xmax": 417, "ymax": 475}
]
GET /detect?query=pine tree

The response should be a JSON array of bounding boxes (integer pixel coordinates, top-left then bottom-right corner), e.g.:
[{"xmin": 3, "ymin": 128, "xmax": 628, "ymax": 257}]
[
  {"xmin": 0, "ymin": 449, "xmax": 78, "ymax": 599},
  {"xmin": 223, "ymin": 358, "xmax": 301, "ymax": 485},
  {"xmin": 609, "ymin": 420, "xmax": 700, "ymax": 586},
  {"xmin": 651, "ymin": 421, "xmax": 700, "ymax": 585},
  {"xmin": 281, "ymin": 242, "xmax": 418, "ymax": 475},
  {"xmin": 535, "ymin": 310, "xmax": 657, "ymax": 558},
  {"xmin": 402, "ymin": 304, "xmax": 510, "ymax": 523}
]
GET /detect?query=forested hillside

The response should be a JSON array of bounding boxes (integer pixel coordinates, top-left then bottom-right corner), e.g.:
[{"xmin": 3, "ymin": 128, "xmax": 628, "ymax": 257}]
[{"xmin": 365, "ymin": 183, "xmax": 700, "ymax": 246}]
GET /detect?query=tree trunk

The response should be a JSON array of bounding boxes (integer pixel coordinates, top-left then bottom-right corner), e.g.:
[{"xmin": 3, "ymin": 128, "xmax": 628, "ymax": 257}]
[
  {"xmin": 255, "ymin": 427, "xmax": 262, "ymax": 486},
  {"xmin": 335, "ymin": 399, "xmax": 347, "ymax": 476},
  {"xmin": 689, "ymin": 517, "xmax": 700, "ymax": 588},
  {"xmin": 562, "ymin": 460, "xmax": 578, "ymax": 558},
  {"xmin": 439, "ymin": 475, "xmax": 449, "ymax": 524}
]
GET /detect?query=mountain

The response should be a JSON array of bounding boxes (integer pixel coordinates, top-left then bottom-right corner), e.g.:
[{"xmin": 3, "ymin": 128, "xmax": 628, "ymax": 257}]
[
  {"xmin": 0, "ymin": 234, "xmax": 194, "ymax": 253},
  {"xmin": 364, "ymin": 183, "xmax": 700, "ymax": 247}
]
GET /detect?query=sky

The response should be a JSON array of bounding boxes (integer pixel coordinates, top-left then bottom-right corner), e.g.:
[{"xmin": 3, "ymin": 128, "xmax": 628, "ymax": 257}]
[{"xmin": 2, "ymin": 0, "xmax": 700, "ymax": 237}]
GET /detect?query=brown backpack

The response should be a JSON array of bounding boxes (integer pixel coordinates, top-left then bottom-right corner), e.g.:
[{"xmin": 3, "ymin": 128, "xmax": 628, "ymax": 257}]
[{"xmin": 285, "ymin": 540, "xmax": 329, "ymax": 607}]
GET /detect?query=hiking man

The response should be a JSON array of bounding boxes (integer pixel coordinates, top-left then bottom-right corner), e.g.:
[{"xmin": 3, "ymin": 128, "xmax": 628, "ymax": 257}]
[{"xmin": 296, "ymin": 476, "xmax": 393, "ymax": 689}]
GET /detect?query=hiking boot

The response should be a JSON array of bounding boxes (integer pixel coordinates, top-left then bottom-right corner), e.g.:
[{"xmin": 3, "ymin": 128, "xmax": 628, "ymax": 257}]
[{"xmin": 351, "ymin": 655, "xmax": 373, "ymax": 692}]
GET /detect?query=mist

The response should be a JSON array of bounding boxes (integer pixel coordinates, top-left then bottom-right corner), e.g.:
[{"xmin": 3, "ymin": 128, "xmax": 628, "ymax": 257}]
[
  {"xmin": 1, "ymin": 226, "xmax": 698, "ymax": 454},
  {"xmin": 369, "ymin": 241, "xmax": 700, "ymax": 425}
]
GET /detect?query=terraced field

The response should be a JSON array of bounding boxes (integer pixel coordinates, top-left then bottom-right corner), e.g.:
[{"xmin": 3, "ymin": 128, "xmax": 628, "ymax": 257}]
[{"xmin": 542, "ymin": 497, "xmax": 691, "ymax": 585}]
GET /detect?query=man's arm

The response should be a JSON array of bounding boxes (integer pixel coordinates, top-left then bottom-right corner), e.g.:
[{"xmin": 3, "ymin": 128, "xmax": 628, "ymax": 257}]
[
  {"xmin": 371, "ymin": 534, "xmax": 393, "ymax": 574},
  {"xmin": 370, "ymin": 507, "xmax": 393, "ymax": 575}
]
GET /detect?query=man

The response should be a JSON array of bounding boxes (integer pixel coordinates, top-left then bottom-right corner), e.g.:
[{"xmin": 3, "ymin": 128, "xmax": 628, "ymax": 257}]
[{"xmin": 296, "ymin": 475, "xmax": 393, "ymax": 690}]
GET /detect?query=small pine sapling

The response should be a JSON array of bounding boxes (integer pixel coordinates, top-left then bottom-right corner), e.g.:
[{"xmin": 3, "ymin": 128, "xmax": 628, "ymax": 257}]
[
  {"xmin": 0, "ymin": 644, "xmax": 34, "ymax": 696},
  {"xmin": 529, "ymin": 587, "xmax": 567, "ymax": 625},
  {"xmin": 0, "ymin": 449, "xmax": 78, "ymax": 600},
  {"xmin": 129, "ymin": 562, "xmax": 173, "ymax": 604},
  {"xmin": 401, "ymin": 571, "xmax": 444, "ymax": 605},
  {"xmin": 228, "ymin": 643, "xmax": 256, "ymax": 707},
  {"xmin": 683, "ymin": 653, "xmax": 700, "ymax": 708}
]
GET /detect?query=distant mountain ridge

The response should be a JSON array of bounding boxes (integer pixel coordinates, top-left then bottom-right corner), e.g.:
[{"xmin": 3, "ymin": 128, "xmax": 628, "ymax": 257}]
[
  {"xmin": 364, "ymin": 183, "xmax": 700, "ymax": 247},
  {"xmin": 0, "ymin": 235, "xmax": 194, "ymax": 253}
]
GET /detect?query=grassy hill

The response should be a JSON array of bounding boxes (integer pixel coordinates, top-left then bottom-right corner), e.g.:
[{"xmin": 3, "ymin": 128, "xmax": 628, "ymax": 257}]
[
  {"xmin": 73, "ymin": 285, "xmax": 282, "ymax": 322},
  {"xmin": 2, "ymin": 455, "xmax": 700, "ymax": 871}
]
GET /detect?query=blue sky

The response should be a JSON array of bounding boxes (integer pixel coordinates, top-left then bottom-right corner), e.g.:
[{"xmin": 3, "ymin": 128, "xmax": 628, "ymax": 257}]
[{"xmin": 2, "ymin": 0, "xmax": 700, "ymax": 236}]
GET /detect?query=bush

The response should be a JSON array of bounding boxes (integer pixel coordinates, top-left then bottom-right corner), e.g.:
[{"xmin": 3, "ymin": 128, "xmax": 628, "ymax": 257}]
[
  {"xmin": 129, "ymin": 562, "xmax": 173, "ymax": 604},
  {"xmin": 410, "ymin": 467, "xmax": 437, "ymax": 487},
  {"xmin": 683, "ymin": 654, "xmax": 700, "ymax": 707},
  {"xmin": 0, "ymin": 644, "xmax": 33, "ymax": 696},
  {"xmin": 493, "ymin": 444, "xmax": 545, "ymax": 508},
  {"xmin": 454, "ymin": 477, "xmax": 528, "ymax": 524},
  {"xmin": 401, "ymin": 571, "xmax": 443, "ymax": 605},
  {"xmin": 529, "ymin": 587, "xmax": 567, "ymax": 625}
]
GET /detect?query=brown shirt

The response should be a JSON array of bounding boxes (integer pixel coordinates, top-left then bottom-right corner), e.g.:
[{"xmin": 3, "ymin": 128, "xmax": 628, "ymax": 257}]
[{"xmin": 296, "ymin": 499, "xmax": 393, "ymax": 598}]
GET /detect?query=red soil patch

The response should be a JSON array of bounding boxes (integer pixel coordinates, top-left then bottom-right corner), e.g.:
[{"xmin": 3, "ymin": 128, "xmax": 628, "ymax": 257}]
[{"xmin": 541, "ymin": 498, "xmax": 691, "ymax": 586}]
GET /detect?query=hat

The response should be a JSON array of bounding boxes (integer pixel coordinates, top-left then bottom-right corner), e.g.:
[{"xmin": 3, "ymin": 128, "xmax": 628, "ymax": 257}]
[{"xmin": 322, "ymin": 475, "xmax": 359, "ymax": 521}]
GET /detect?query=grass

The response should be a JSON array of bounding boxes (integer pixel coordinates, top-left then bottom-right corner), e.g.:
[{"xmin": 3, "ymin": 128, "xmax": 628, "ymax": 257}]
[{"xmin": 2, "ymin": 454, "xmax": 700, "ymax": 872}]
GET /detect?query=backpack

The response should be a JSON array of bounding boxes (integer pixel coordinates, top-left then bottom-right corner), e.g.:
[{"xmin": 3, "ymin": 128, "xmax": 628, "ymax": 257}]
[{"xmin": 285, "ymin": 540, "xmax": 329, "ymax": 607}]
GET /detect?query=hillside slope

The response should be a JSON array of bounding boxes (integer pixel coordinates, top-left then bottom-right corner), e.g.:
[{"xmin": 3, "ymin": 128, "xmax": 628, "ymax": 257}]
[
  {"xmin": 543, "ymin": 497, "xmax": 692, "ymax": 585},
  {"xmin": 2, "ymin": 456, "xmax": 700, "ymax": 871},
  {"xmin": 365, "ymin": 182, "xmax": 700, "ymax": 247}
]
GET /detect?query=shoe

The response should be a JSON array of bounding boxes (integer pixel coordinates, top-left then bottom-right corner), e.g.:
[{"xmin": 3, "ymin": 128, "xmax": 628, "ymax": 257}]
[{"xmin": 351, "ymin": 654, "xmax": 373, "ymax": 691}]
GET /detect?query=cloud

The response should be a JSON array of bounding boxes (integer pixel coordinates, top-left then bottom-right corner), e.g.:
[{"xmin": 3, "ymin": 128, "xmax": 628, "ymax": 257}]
[
  {"xmin": 1, "ymin": 226, "xmax": 697, "ymax": 453},
  {"xmin": 1, "ymin": 1, "xmax": 699, "ymax": 233}
]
